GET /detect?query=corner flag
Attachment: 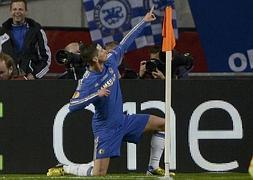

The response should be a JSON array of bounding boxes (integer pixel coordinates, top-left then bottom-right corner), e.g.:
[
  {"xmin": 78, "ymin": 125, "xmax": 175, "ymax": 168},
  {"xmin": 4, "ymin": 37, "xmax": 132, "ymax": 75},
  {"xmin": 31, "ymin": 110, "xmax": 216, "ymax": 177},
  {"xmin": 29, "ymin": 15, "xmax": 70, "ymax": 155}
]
[
  {"xmin": 162, "ymin": 5, "xmax": 176, "ymax": 178},
  {"xmin": 162, "ymin": 6, "xmax": 176, "ymax": 52}
]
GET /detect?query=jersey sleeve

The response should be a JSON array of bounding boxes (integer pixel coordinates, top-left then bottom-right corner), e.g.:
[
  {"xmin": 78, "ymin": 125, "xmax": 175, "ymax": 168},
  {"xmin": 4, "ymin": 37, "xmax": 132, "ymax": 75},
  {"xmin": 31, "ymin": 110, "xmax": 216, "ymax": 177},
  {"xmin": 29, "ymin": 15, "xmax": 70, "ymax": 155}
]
[
  {"xmin": 107, "ymin": 19, "xmax": 148, "ymax": 66},
  {"xmin": 119, "ymin": 19, "xmax": 147, "ymax": 52},
  {"xmin": 69, "ymin": 79, "xmax": 99, "ymax": 112}
]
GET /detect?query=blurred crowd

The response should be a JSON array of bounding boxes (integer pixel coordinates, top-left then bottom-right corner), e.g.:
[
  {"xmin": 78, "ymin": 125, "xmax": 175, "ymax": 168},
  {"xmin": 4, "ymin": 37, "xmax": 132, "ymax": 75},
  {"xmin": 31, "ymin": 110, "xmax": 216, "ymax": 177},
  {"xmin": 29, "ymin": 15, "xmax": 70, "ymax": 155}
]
[{"xmin": 0, "ymin": 0, "xmax": 193, "ymax": 81}]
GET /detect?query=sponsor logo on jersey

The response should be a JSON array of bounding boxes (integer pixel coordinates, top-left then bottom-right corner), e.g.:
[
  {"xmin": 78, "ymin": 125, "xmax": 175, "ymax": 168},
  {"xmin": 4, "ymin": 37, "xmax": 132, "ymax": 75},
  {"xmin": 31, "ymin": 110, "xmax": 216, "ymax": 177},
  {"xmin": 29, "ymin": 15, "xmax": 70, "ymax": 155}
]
[
  {"xmin": 108, "ymin": 67, "xmax": 114, "ymax": 74},
  {"xmin": 101, "ymin": 74, "xmax": 116, "ymax": 89},
  {"xmin": 101, "ymin": 73, "xmax": 109, "ymax": 81}
]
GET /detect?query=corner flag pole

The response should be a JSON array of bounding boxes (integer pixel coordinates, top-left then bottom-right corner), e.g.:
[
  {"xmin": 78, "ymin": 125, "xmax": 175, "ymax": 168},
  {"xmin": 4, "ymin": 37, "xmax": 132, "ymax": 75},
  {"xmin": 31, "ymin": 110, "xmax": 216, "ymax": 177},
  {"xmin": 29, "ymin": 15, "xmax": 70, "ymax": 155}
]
[
  {"xmin": 165, "ymin": 51, "xmax": 172, "ymax": 177},
  {"xmin": 162, "ymin": 6, "xmax": 176, "ymax": 177}
]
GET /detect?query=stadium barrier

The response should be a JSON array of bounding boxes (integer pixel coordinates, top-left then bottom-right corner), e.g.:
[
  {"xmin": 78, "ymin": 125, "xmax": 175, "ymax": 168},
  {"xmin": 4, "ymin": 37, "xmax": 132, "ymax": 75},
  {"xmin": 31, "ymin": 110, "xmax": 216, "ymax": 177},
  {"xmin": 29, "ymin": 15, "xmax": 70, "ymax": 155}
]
[{"xmin": 0, "ymin": 79, "xmax": 252, "ymax": 173}]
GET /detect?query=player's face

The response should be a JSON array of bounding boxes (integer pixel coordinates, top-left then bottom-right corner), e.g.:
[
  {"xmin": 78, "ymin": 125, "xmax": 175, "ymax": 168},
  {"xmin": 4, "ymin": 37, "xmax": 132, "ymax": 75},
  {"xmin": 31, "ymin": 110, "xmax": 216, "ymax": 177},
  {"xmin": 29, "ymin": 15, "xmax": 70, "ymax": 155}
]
[
  {"xmin": 96, "ymin": 44, "xmax": 108, "ymax": 62},
  {"xmin": 0, "ymin": 61, "xmax": 12, "ymax": 80},
  {"xmin": 10, "ymin": 1, "xmax": 27, "ymax": 25}
]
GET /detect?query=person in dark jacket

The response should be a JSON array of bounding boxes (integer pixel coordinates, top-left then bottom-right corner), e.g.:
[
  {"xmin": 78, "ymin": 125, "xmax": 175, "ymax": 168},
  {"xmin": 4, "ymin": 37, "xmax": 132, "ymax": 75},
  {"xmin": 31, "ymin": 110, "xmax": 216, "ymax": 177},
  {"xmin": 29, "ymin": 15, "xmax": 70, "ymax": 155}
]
[{"xmin": 0, "ymin": 0, "xmax": 51, "ymax": 79}]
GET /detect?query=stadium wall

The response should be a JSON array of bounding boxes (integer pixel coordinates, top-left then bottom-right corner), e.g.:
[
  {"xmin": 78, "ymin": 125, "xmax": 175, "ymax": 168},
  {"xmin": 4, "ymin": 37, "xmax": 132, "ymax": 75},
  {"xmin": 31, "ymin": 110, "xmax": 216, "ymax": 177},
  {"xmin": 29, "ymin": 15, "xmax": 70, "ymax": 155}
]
[
  {"xmin": 0, "ymin": 0, "xmax": 84, "ymax": 27},
  {"xmin": 0, "ymin": 80, "xmax": 252, "ymax": 173},
  {"xmin": 0, "ymin": 0, "xmax": 194, "ymax": 28}
]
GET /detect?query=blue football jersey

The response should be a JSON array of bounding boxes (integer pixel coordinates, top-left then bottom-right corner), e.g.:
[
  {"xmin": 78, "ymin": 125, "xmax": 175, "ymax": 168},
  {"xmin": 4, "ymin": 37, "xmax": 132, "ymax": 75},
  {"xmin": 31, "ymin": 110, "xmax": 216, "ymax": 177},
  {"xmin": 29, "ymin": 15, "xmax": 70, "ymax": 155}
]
[{"xmin": 69, "ymin": 19, "xmax": 148, "ymax": 134}]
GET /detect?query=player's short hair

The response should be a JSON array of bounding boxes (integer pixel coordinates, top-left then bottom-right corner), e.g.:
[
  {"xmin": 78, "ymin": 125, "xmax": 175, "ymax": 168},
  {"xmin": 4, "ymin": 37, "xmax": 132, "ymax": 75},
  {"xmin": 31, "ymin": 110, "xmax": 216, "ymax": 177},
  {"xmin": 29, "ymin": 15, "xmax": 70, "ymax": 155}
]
[
  {"xmin": 10, "ymin": 0, "xmax": 28, "ymax": 10},
  {"xmin": 80, "ymin": 43, "xmax": 98, "ymax": 65}
]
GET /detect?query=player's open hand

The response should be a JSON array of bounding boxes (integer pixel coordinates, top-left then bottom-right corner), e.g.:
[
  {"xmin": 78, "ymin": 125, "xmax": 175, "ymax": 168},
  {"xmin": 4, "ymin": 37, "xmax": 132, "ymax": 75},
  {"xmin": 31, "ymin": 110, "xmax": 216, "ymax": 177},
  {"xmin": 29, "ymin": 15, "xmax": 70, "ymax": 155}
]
[
  {"xmin": 98, "ymin": 87, "xmax": 110, "ymax": 97},
  {"xmin": 143, "ymin": 6, "xmax": 156, "ymax": 22}
]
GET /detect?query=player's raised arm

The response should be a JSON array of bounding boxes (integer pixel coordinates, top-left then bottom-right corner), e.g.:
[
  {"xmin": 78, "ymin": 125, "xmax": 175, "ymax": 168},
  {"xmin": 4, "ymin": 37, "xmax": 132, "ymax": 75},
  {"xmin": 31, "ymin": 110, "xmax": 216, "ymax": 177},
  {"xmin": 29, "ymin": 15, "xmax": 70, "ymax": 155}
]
[{"xmin": 118, "ymin": 7, "xmax": 157, "ymax": 53}]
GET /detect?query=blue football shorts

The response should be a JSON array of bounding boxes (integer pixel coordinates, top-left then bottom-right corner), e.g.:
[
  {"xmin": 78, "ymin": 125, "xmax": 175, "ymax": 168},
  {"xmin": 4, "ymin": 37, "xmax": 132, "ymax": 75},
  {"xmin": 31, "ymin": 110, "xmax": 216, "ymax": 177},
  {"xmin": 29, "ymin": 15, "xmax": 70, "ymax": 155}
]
[{"xmin": 94, "ymin": 114, "xmax": 149, "ymax": 159}]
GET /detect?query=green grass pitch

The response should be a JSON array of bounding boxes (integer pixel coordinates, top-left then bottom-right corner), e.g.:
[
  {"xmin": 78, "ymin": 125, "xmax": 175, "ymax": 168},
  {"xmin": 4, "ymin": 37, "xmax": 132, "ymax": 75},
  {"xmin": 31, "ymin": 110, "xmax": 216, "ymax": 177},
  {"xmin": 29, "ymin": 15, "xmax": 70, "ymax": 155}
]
[{"xmin": 0, "ymin": 173, "xmax": 251, "ymax": 180}]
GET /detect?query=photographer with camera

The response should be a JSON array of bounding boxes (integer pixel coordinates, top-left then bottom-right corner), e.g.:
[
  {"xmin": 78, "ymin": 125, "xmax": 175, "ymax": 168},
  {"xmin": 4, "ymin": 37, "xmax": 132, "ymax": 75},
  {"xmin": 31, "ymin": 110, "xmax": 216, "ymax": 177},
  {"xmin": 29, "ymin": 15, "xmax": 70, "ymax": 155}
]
[
  {"xmin": 56, "ymin": 42, "xmax": 87, "ymax": 80},
  {"xmin": 139, "ymin": 46, "xmax": 165, "ymax": 79},
  {"xmin": 138, "ymin": 46, "xmax": 194, "ymax": 79},
  {"xmin": 139, "ymin": 60, "xmax": 165, "ymax": 79},
  {"xmin": 171, "ymin": 50, "xmax": 194, "ymax": 79}
]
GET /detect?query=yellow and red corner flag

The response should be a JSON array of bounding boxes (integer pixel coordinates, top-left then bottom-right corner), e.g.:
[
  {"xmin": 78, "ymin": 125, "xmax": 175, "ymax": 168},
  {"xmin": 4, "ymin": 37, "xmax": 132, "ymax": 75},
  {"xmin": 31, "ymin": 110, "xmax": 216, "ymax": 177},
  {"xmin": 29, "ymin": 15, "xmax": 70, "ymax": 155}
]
[{"xmin": 162, "ymin": 6, "xmax": 176, "ymax": 52}]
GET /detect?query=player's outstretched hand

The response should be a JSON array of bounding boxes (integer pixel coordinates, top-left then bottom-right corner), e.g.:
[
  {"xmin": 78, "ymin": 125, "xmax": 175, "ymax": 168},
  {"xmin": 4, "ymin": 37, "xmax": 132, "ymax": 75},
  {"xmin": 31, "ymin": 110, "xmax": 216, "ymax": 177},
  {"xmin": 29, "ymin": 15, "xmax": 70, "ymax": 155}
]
[
  {"xmin": 98, "ymin": 88, "xmax": 110, "ymax": 97},
  {"xmin": 144, "ymin": 6, "xmax": 156, "ymax": 22}
]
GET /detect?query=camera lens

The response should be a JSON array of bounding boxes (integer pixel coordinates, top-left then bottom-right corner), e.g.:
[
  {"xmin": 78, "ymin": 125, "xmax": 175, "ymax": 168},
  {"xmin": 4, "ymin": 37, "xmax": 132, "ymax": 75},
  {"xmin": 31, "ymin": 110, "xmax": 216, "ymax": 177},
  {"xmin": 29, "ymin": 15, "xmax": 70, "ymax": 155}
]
[
  {"xmin": 55, "ymin": 50, "xmax": 69, "ymax": 64},
  {"xmin": 146, "ymin": 60, "xmax": 157, "ymax": 73}
]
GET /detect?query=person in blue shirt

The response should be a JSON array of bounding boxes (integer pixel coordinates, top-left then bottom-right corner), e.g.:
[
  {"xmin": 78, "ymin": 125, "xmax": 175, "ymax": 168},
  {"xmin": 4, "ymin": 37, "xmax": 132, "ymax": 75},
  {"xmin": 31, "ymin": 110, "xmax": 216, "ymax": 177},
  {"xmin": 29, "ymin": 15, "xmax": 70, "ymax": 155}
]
[
  {"xmin": 0, "ymin": 0, "xmax": 51, "ymax": 79},
  {"xmin": 48, "ymin": 7, "xmax": 168, "ymax": 177}
]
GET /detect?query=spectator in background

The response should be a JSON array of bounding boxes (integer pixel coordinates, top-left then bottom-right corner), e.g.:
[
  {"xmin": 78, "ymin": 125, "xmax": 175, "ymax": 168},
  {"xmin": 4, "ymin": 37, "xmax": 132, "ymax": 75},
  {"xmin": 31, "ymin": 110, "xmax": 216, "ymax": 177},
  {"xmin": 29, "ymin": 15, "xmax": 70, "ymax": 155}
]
[
  {"xmin": 65, "ymin": 42, "xmax": 80, "ymax": 54},
  {"xmin": 0, "ymin": 52, "xmax": 26, "ymax": 80},
  {"xmin": 56, "ymin": 42, "xmax": 86, "ymax": 80},
  {"xmin": 139, "ymin": 46, "xmax": 194, "ymax": 79},
  {"xmin": 170, "ymin": 50, "xmax": 194, "ymax": 79},
  {"xmin": 0, "ymin": 52, "xmax": 15, "ymax": 80},
  {"xmin": 0, "ymin": 0, "xmax": 51, "ymax": 80},
  {"xmin": 139, "ymin": 46, "xmax": 165, "ymax": 79}
]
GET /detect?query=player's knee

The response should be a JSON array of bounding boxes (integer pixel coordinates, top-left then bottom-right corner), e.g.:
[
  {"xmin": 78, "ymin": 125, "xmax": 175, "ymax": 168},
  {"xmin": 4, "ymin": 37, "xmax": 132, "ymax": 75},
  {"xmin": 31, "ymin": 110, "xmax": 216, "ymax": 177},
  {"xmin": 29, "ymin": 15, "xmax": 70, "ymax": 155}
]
[
  {"xmin": 147, "ymin": 115, "xmax": 165, "ymax": 131},
  {"xmin": 158, "ymin": 119, "xmax": 165, "ymax": 131}
]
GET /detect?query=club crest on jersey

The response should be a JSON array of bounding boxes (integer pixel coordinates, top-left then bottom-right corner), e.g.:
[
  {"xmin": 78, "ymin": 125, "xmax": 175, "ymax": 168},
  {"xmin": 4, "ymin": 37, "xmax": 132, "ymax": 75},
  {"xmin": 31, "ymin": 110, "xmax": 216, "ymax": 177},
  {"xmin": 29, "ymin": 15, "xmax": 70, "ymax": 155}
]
[
  {"xmin": 101, "ymin": 74, "xmax": 116, "ymax": 89},
  {"xmin": 108, "ymin": 67, "xmax": 114, "ymax": 74},
  {"xmin": 98, "ymin": 148, "xmax": 105, "ymax": 155},
  {"xmin": 94, "ymin": 0, "xmax": 131, "ymax": 36}
]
